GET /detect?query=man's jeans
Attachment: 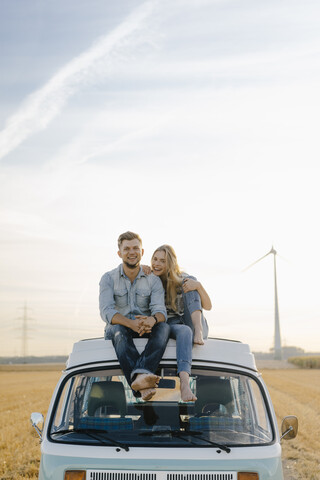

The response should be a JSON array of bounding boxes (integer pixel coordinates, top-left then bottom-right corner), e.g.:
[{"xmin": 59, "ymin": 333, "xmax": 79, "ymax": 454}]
[
  {"xmin": 168, "ymin": 289, "xmax": 209, "ymax": 375},
  {"xmin": 106, "ymin": 322, "xmax": 170, "ymax": 389}
]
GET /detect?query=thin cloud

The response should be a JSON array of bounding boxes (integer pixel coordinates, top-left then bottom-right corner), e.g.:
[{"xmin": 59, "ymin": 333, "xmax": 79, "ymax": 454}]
[
  {"xmin": 0, "ymin": 0, "xmax": 158, "ymax": 162},
  {"xmin": 47, "ymin": 111, "xmax": 169, "ymax": 169}
]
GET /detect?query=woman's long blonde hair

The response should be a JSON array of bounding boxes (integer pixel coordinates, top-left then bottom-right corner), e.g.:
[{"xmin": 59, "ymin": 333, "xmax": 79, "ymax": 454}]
[{"xmin": 152, "ymin": 245, "xmax": 183, "ymax": 312}]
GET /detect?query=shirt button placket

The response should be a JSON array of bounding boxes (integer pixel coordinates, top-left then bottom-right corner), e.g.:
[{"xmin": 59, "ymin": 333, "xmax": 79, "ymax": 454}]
[{"xmin": 129, "ymin": 284, "xmax": 134, "ymax": 311}]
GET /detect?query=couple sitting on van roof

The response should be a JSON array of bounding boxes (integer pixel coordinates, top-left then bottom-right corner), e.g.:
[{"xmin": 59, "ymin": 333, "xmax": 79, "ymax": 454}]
[{"xmin": 99, "ymin": 231, "xmax": 212, "ymax": 402}]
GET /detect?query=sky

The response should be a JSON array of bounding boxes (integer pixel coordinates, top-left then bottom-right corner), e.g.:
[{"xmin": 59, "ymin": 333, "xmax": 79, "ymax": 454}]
[{"xmin": 1, "ymin": 0, "xmax": 320, "ymax": 357}]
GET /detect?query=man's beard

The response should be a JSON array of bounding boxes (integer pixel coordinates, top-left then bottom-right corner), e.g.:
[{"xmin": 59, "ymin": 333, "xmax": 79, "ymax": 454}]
[{"xmin": 124, "ymin": 260, "xmax": 140, "ymax": 269}]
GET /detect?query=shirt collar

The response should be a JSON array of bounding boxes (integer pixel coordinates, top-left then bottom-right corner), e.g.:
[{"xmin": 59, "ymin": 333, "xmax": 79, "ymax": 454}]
[{"xmin": 119, "ymin": 264, "xmax": 146, "ymax": 279}]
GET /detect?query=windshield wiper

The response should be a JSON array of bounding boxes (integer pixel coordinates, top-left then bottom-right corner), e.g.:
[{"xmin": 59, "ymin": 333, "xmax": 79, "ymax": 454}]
[
  {"xmin": 185, "ymin": 431, "xmax": 231, "ymax": 453},
  {"xmin": 140, "ymin": 429, "xmax": 231, "ymax": 453},
  {"xmin": 51, "ymin": 428, "xmax": 129, "ymax": 451}
]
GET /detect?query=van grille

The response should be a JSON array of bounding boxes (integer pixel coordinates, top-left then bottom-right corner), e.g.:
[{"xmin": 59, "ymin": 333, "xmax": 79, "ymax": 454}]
[
  {"xmin": 168, "ymin": 476, "xmax": 235, "ymax": 480},
  {"xmin": 87, "ymin": 472, "xmax": 236, "ymax": 480},
  {"xmin": 87, "ymin": 475, "xmax": 156, "ymax": 480}
]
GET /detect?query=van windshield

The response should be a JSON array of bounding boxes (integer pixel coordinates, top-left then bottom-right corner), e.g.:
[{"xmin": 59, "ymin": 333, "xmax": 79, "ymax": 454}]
[{"xmin": 50, "ymin": 368, "xmax": 273, "ymax": 447}]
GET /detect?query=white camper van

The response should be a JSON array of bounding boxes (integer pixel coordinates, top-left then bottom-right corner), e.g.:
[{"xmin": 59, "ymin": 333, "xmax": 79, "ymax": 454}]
[{"xmin": 31, "ymin": 338, "xmax": 298, "ymax": 480}]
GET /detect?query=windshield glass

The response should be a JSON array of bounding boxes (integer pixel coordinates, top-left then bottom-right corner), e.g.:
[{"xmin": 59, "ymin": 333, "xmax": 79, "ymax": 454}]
[{"xmin": 50, "ymin": 368, "xmax": 273, "ymax": 447}]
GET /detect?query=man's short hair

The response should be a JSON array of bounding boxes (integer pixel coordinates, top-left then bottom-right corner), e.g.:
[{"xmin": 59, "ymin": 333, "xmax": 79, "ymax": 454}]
[{"xmin": 118, "ymin": 231, "xmax": 142, "ymax": 249}]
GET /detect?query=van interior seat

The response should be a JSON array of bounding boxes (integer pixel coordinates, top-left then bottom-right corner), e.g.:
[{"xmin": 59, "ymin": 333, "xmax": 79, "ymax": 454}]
[
  {"xmin": 87, "ymin": 381, "xmax": 127, "ymax": 417},
  {"xmin": 194, "ymin": 377, "xmax": 234, "ymax": 416}
]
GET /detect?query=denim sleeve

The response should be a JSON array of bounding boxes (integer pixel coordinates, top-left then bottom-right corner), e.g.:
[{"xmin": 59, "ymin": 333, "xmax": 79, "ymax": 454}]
[
  {"xmin": 99, "ymin": 273, "xmax": 118, "ymax": 324},
  {"xmin": 149, "ymin": 275, "xmax": 167, "ymax": 320}
]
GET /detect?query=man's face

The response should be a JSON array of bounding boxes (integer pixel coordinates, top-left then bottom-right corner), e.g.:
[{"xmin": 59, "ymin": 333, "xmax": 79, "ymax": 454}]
[{"xmin": 118, "ymin": 239, "xmax": 144, "ymax": 269}]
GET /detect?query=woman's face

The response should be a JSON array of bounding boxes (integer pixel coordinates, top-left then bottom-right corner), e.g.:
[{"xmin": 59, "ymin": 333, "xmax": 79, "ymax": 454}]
[{"xmin": 151, "ymin": 250, "xmax": 167, "ymax": 277}]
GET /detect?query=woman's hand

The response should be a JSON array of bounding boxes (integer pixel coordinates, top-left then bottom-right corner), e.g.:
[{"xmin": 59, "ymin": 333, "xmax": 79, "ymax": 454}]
[
  {"xmin": 182, "ymin": 278, "xmax": 199, "ymax": 293},
  {"xmin": 183, "ymin": 278, "xmax": 212, "ymax": 310},
  {"xmin": 141, "ymin": 264, "xmax": 152, "ymax": 275}
]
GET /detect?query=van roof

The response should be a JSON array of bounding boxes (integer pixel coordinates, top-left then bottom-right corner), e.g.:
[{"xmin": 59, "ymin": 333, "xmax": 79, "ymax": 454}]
[{"xmin": 66, "ymin": 337, "xmax": 257, "ymax": 372}]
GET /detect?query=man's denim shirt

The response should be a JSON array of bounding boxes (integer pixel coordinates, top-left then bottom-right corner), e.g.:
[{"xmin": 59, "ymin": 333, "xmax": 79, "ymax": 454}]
[{"xmin": 99, "ymin": 264, "xmax": 167, "ymax": 337}]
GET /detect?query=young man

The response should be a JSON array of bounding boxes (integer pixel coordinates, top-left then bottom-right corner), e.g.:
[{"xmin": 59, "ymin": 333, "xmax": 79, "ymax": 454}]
[{"xmin": 99, "ymin": 231, "xmax": 170, "ymax": 401}]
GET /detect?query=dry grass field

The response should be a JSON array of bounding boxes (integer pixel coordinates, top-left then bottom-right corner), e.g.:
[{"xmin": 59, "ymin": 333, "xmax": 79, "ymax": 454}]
[
  {"xmin": 261, "ymin": 369, "xmax": 320, "ymax": 480},
  {"xmin": 0, "ymin": 365, "xmax": 319, "ymax": 480},
  {"xmin": 0, "ymin": 366, "xmax": 63, "ymax": 480}
]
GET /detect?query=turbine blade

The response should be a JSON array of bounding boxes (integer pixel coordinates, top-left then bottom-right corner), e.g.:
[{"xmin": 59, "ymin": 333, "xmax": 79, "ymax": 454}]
[
  {"xmin": 242, "ymin": 252, "xmax": 271, "ymax": 272},
  {"xmin": 277, "ymin": 253, "xmax": 290, "ymax": 263}
]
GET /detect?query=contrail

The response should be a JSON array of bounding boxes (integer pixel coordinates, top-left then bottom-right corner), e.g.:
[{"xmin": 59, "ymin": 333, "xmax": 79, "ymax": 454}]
[{"xmin": 0, "ymin": 0, "xmax": 158, "ymax": 161}]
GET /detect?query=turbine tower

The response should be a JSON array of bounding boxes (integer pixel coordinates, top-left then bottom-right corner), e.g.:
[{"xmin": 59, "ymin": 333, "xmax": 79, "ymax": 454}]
[{"xmin": 245, "ymin": 246, "xmax": 282, "ymax": 360}]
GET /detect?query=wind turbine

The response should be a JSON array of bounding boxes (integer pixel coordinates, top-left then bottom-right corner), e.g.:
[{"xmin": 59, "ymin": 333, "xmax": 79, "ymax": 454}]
[{"xmin": 244, "ymin": 246, "xmax": 282, "ymax": 360}]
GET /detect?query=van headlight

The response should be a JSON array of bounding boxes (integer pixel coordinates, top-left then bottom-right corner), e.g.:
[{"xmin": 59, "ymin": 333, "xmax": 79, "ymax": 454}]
[{"xmin": 64, "ymin": 471, "xmax": 86, "ymax": 480}]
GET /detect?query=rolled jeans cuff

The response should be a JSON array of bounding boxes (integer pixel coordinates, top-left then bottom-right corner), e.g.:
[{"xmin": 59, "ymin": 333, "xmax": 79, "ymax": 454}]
[
  {"xmin": 187, "ymin": 300, "xmax": 202, "ymax": 315},
  {"xmin": 131, "ymin": 368, "xmax": 152, "ymax": 380},
  {"xmin": 177, "ymin": 359, "xmax": 191, "ymax": 375}
]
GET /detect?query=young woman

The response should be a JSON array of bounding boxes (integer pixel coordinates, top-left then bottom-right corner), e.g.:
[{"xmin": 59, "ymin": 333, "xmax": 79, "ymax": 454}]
[{"xmin": 151, "ymin": 245, "xmax": 212, "ymax": 402}]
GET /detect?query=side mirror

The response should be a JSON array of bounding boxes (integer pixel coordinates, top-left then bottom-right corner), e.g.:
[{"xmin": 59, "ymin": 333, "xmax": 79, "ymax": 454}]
[
  {"xmin": 281, "ymin": 415, "xmax": 298, "ymax": 440},
  {"xmin": 30, "ymin": 412, "xmax": 44, "ymax": 440}
]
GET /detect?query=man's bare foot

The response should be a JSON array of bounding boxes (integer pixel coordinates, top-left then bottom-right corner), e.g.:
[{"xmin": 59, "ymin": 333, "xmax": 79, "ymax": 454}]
[
  {"xmin": 193, "ymin": 328, "xmax": 204, "ymax": 345},
  {"xmin": 131, "ymin": 373, "xmax": 160, "ymax": 391},
  {"xmin": 179, "ymin": 371, "xmax": 197, "ymax": 402},
  {"xmin": 141, "ymin": 388, "xmax": 156, "ymax": 401}
]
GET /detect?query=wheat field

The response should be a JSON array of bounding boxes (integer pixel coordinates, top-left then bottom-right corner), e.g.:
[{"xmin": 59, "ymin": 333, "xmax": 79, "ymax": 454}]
[
  {"xmin": 0, "ymin": 366, "xmax": 62, "ymax": 480},
  {"xmin": 0, "ymin": 366, "xmax": 319, "ymax": 480},
  {"xmin": 261, "ymin": 369, "xmax": 320, "ymax": 480}
]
